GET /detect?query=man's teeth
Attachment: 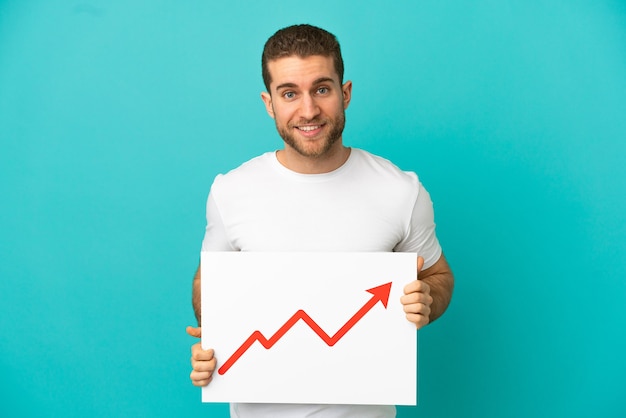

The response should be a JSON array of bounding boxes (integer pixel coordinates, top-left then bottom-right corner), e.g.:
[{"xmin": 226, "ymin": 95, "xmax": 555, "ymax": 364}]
[{"xmin": 298, "ymin": 125, "xmax": 320, "ymax": 132}]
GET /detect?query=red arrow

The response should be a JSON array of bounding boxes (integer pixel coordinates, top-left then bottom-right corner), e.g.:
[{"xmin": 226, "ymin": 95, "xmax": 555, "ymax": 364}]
[{"xmin": 217, "ymin": 282, "xmax": 392, "ymax": 375}]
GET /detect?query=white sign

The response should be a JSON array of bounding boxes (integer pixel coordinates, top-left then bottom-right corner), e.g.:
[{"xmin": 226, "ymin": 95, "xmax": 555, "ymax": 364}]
[{"xmin": 201, "ymin": 251, "xmax": 417, "ymax": 405}]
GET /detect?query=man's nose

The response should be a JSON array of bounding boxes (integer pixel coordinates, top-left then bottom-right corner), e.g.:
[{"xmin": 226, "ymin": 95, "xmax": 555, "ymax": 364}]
[{"xmin": 299, "ymin": 94, "xmax": 321, "ymax": 120}]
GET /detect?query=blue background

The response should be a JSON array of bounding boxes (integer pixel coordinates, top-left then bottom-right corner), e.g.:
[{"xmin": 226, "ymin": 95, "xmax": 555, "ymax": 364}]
[{"xmin": 1, "ymin": 1, "xmax": 625, "ymax": 417}]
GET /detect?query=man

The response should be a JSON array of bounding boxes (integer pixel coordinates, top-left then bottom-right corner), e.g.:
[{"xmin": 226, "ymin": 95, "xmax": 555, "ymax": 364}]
[{"xmin": 186, "ymin": 24, "xmax": 454, "ymax": 417}]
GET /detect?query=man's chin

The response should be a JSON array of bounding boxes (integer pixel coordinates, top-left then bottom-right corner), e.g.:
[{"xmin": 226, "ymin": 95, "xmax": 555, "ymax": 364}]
[{"xmin": 290, "ymin": 144, "xmax": 327, "ymax": 158}]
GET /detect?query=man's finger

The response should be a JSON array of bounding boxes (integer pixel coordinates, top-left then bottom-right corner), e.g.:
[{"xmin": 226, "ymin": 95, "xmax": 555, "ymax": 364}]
[
  {"xmin": 403, "ymin": 279, "xmax": 430, "ymax": 295},
  {"xmin": 403, "ymin": 301, "xmax": 432, "ymax": 316},
  {"xmin": 406, "ymin": 313, "xmax": 430, "ymax": 329},
  {"xmin": 191, "ymin": 355, "xmax": 217, "ymax": 372},
  {"xmin": 190, "ymin": 370, "xmax": 213, "ymax": 387},
  {"xmin": 191, "ymin": 343, "xmax": 214, "ymax": 360},
  {"xmin": 400, "ymin": 291, "xmax": 432, "ymax": 306}
]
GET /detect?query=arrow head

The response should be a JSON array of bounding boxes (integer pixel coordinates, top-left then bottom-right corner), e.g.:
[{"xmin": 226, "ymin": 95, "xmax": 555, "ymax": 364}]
[{"xmin": 365, "ymin": 282, "xmax": 392, "ymax": 308}]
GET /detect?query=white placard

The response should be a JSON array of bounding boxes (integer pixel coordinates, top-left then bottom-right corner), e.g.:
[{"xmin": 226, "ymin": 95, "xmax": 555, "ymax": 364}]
[{"xmin": 200, "ymin": 251, "xmax": 417, "ymax": 405}]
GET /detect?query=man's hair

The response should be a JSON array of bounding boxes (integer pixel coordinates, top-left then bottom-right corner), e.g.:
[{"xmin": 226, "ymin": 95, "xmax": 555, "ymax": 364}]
[{"xmin": 261, "ymin": 24, "xmax": 344, "ymax": 92}]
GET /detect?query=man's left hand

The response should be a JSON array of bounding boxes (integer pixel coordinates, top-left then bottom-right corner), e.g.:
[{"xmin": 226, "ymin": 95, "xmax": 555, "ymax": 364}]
[{"xmin": 400, "ymin": 256, "xmax": 434, "ymax": 329}]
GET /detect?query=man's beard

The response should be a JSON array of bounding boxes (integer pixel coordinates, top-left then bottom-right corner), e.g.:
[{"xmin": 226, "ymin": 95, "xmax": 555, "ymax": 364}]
[{"xmin": 276, "ymin": 110, "xmax": 346, "ymax": 158}]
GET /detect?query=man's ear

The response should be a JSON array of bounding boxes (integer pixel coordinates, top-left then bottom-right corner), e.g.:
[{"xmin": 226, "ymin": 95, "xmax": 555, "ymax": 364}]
[
  {"xmin": 260, "ymin": 91, "xmax": 275, "ymax": 118},
  {"xmin": 342, "ymin": 80, "xmax": 353, "ymax": 110}
]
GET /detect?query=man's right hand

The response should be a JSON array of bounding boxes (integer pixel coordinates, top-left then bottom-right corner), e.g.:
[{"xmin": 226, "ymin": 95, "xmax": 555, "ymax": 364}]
[{"xmin": 186, "ymin": 326, "xmax": 217, "ymax": 387}]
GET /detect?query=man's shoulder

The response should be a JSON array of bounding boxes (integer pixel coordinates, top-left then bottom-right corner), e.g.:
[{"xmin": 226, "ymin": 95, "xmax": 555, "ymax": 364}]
[
  {"xmin": 351, "ymin": 148, "xmax": 419, "ymax": 185},
  {"xmin": 212, "ymin": 152, "xmax": 275, "ymax": 187},
  {"xmin": 227, "ymin": 151, "xmax": 275, "ymax": 175}
]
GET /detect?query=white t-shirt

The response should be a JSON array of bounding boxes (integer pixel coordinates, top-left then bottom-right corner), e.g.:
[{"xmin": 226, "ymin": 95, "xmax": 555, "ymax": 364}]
[{"xmin": 201, "ymin": 148, "xmax": 442, "ymax": 417}]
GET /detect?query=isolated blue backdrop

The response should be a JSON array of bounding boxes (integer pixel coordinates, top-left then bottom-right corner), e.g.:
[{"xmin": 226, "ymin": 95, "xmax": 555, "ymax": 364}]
[{"xmin": 1, "ymin": 1, "xmax": 625, "ymax": 417}]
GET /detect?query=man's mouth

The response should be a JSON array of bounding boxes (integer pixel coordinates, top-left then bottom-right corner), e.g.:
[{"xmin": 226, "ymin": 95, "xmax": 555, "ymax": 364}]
[{"xmin": 297, "ymin": 125, "xmax": 322, "ymax": 132}]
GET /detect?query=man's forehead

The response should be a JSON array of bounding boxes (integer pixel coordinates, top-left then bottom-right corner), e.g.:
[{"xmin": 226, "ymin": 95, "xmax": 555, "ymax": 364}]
[{"xmin": 267, "ymin": 55, "xmax": 340, "ymax": 88}]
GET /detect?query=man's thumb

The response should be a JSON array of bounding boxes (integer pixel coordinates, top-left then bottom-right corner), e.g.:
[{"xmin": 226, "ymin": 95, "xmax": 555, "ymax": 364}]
[
  {"xmin": 417, "ymin": 256, "xmax": 425, "ymax": 274},
  {"xmin": 186, "ymin": 326, "xmax": 202, "ymax": 338}
]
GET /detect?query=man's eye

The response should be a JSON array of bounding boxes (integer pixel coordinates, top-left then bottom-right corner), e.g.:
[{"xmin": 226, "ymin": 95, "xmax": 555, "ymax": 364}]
[
  {"xmin": 283, "ymin": 92, "xmax": 295, "ymax": 99},
  {"xmin": 317, "ymin": 87, "xmax": 329, "ymax": 94}
]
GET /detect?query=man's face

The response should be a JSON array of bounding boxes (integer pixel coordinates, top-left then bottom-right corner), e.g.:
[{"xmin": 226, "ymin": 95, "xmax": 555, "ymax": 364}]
[{"xmin": 261, "ymin": 55, "xmax": 352, "ymax": 158}]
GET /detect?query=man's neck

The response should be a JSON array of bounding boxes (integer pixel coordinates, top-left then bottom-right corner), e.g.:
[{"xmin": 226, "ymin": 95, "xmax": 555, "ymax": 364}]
[{"xmin": 276, "ymin": 144, "xmax": 351, "ymax": 174}]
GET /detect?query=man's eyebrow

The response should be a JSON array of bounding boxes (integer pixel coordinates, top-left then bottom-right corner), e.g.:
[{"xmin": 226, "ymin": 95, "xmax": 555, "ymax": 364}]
[
  {"xmin": 275, "ymin": 82, "xmax": 297, "ymax": 91},
  {"xmin": 312, "ymin": 77, "xmax": 336, "ymax": 85}
]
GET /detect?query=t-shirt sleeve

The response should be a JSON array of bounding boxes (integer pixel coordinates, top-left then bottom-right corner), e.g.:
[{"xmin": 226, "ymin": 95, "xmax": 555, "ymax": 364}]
[
  {"xmin": 201, "ymin": 189, "xmax": 235, "ymax": 251},
  {"xmin": 394, "ymin": 181, "xmax": 442, "ymax": 269}
]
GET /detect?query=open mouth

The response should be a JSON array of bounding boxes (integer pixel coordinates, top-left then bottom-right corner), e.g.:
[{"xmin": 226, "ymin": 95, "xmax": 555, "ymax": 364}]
[
  {"xmin": 295, "ymin": 123, "xmax": 325, "ymax": 137},
  {"xmin": 297, "ymin": 125, "xmax": 322, "ymax": 132}
]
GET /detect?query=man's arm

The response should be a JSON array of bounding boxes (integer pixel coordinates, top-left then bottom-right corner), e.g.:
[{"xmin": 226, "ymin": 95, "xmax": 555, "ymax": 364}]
[
  {"xmin": 401, "ymin": 253, "xmax": 454, "ymax": 328},
  {"xmin": 187, "ymin": 262, "xmax": 217, "ymax": 387},
  {"xmin": 419, "ymin": 253, "xmax": 454, "ymax": 322},
  {"xmin": 192, "ymin": 263, "xmax": 201, "ymax": 324}
]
